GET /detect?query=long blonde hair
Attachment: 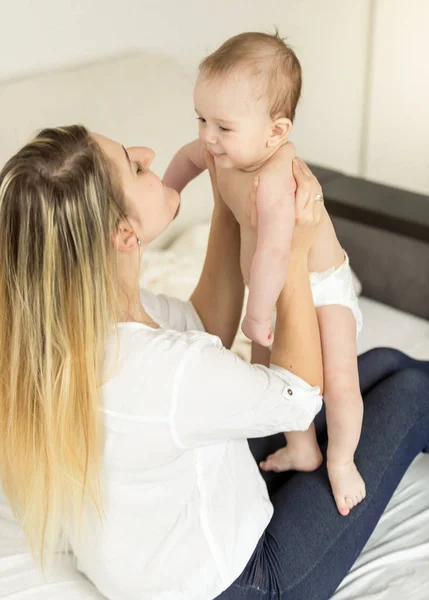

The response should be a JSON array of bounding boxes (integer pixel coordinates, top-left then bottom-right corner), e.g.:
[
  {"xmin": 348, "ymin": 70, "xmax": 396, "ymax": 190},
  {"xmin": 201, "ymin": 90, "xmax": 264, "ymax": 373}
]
[{"xmin": 0, "ymin": 125, "xmax": 125, "ymax": 562}]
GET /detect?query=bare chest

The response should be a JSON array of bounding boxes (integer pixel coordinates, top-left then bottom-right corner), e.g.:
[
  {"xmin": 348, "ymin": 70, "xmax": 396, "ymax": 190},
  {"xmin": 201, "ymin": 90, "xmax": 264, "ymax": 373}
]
[
  {"xmin": 216, "ymin": 167, "xmax": 255, "ymax": 226},
  {"xmin": 216, "ymin": 167, "xmax": 258, "ymax": 283}
]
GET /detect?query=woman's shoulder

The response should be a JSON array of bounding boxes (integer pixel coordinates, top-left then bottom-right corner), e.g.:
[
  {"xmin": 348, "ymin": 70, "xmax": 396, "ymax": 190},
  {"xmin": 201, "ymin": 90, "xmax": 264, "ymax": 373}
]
[
  {"xmin": 102, "ymin": 318, "xmax": 221, "ymax": 417},
  {"xmin": 140, "ymin": 288, "xmax": 205, "ymax": 333},
  {"xmin": 104, "ymin": 294, "xmax": 218, "ymax": 385}
]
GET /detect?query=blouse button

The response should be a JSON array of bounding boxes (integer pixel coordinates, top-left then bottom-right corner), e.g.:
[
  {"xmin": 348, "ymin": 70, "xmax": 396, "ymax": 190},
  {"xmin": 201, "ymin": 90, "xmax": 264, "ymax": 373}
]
[{"xmin": 287, "ymin": 388, "xmax": 293, "ymax": 396}]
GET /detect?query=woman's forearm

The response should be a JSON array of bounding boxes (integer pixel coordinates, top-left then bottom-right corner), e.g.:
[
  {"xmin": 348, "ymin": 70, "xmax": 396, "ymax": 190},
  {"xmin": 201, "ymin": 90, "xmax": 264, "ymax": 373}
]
[
  {"xmin": 271, "ymin": 254, "xmax": 324, "ymax": 391},
  {"xmin": 190, "ymin": 207, "xmax": 244, "ymax": 348}
]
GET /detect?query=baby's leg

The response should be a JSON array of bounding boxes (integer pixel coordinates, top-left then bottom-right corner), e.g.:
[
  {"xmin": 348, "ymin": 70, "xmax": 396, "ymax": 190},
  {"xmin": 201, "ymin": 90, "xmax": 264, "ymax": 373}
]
[
  {"xmin": 251, "ymin": 341, "xmax": 323, "ymax": 473},
  {"xmin": 318, "ymin": 305, "xmax": 365, "ymax": 516}
]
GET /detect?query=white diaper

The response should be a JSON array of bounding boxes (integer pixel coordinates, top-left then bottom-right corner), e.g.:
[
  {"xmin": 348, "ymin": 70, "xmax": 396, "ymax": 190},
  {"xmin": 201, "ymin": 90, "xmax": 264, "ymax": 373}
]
[{"xmin": 310, "ymin": 253, "xmax": 363, "ymax": 337}]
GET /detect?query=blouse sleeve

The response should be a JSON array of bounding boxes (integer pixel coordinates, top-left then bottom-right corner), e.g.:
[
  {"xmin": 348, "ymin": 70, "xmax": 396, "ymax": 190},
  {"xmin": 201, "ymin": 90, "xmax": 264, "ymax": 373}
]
[{"xmin": 170, "ymin": 330, "xmax": 323, "ymax": 448}]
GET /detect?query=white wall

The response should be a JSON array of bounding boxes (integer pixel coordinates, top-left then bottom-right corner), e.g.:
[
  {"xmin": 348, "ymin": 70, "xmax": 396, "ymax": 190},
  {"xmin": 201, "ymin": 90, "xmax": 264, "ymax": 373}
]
[
  {"xmin": 0, "ymin": 0, "xmax": 370, "ymax": 177},
  {"xmin": 364, "ymin": 0, "xmax": 429, "ymax": 195},
  {"xmin": 1, "ymin": 0, "xmax": 428, "ymax": 195}
]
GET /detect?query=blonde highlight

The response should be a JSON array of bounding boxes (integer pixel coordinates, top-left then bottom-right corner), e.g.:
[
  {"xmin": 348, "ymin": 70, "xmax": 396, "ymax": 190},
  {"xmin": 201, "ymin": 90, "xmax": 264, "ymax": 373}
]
[{"xmin": 0, "ymin": 125, "xmax": 125, "ymax": 564}]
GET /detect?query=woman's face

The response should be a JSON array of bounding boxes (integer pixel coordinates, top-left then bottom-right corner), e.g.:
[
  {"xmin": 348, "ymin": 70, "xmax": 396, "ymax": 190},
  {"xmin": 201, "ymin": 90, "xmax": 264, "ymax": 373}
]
[{"xmin": 93, "ymin": 133, "xmax": 180, "ymax": 247}]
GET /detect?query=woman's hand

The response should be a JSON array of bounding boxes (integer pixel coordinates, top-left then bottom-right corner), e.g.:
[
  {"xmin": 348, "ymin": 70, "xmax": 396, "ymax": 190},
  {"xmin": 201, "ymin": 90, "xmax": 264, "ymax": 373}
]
[{"xmin": 291, "ymin": 157, "xmax": 325, "ymax": 256}]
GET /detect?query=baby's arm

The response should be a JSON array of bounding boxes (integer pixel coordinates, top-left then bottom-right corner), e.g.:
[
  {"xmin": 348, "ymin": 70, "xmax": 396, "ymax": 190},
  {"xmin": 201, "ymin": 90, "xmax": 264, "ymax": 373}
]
[
  {"xmin": 163, "ymin": 139, "xmax": 206, "ymax": 192},
  {"xmin": 242, "ymin": 143, "xmax": 296, "ymax": 347}
]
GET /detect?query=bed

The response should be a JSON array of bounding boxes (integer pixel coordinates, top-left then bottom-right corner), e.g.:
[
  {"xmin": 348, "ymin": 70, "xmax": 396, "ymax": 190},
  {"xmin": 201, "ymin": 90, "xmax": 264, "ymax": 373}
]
[{"xmin": 1, "ymin": 53, "xmax": 428, "ymax": 599}]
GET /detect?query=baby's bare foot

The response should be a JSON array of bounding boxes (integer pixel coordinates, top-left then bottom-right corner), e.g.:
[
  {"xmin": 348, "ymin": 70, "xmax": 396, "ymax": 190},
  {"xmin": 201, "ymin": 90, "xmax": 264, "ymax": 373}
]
[
  {"xmin": 260, "ymin": 442, "xmax": 322, "ymax": 473},
  {"xmin": 242, "ymin": 316, "xmax": 273, "ymax": 347},
  {"xmin": 327, "ymin": 460, "xmax": 366, "ymax": 517}
]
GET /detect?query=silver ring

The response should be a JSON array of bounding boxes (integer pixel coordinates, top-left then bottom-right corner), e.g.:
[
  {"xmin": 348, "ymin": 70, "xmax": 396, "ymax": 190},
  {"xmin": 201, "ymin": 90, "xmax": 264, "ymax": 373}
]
[{"xmin": 315, "ymin": 193, "xmax": 324, "ymax": 203}]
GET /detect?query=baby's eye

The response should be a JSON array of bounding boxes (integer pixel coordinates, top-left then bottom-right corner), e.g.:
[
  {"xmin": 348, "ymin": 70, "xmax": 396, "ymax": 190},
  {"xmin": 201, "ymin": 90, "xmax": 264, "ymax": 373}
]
[
  {"xmin": 196, "ymin": 116, "xmax": 206, "ymax": 124},
  {"xmin": 219, "ymin": 126, "xmax": 230, "ymax": 133}
]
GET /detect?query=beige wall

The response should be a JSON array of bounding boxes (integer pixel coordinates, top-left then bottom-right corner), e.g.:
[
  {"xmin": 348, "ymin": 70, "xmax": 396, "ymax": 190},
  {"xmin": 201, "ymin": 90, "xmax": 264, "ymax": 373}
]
[
  {"xmin": 364, "ymin": 0, "xmax": 429, "ymax": 195},
  {"xmin": 1, "ymin": 0, "xmax": 428, "ymax": 195},
  {"xmin": 0, "ymin": 0, "xmax": 371, "ymax": 176}
]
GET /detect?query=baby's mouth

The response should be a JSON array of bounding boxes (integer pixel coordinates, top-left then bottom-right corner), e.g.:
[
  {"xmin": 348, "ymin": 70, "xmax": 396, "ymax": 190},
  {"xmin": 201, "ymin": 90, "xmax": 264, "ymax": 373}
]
[{"xmin": 208, "ymin": 148, "xmax": 224, "ymax": 156}]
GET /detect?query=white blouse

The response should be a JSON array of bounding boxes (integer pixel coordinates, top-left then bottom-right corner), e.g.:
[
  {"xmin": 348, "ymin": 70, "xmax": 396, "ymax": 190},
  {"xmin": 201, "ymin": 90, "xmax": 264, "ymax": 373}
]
[{"xmin": 71, "ymin": 290, "xmax": 323, "ymax": 600}]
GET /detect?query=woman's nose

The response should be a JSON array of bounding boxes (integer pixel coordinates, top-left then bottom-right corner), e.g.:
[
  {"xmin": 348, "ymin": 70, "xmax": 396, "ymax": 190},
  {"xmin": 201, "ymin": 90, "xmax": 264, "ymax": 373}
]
[
  {"xmin": 128, "ymin": 146, "xmax": 155, "ymax": 169},
  {"xmin": 141, "ymin": 147, "xmax": 155, "ymax": 168}
]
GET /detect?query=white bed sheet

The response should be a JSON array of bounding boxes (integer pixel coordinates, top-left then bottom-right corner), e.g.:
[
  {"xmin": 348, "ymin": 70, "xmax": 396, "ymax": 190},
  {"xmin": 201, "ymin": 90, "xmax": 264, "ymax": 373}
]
[
  {"xmin": 1, "ymin": 239, "xmax": 429, "ymax": 598},
  {"xmin": 333, "ymin": 454, "xmax": 429, "ymax": 600},
  {"xmin": 2, "ymin": 456, "xmax": 429, "ymax": 600}
]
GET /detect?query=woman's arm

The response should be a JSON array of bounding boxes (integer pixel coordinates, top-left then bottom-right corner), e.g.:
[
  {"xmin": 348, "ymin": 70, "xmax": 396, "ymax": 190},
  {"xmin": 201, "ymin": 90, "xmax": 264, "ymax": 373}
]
[
  {"xmin": 271, "ymin": 158, "xmax": 325, "ymax": 391},
  {"xmin": 173, "ymin": 160, "xmax": 325, "ymax": 446},
  {"xmin": 273, "ymin": 254, "xmax": 324, "ymax": 390},
  {"xmin": 190, "ymin": 153, "xmax": 244, "ymax": 349}
]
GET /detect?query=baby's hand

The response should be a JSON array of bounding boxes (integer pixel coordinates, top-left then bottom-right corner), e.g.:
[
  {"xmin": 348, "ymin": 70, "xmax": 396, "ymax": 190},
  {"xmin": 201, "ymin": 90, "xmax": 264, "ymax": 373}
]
[{"xmin": 242, "ymin": 315, "xmax": 274, "ymax": 347}]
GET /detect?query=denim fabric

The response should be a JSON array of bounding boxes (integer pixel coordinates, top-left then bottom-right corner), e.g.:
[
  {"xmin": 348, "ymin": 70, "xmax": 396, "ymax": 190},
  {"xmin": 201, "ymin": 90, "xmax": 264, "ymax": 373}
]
[{"xmin": 217, "ymin": 348, "xmax": 429, "ymax": 600}]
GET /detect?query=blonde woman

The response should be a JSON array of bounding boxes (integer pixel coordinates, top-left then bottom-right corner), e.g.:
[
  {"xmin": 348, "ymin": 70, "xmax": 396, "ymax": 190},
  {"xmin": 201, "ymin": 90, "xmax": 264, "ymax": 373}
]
[{"xmin": 0, "ymin": 125, "xmax": 428, "ymax": 600}]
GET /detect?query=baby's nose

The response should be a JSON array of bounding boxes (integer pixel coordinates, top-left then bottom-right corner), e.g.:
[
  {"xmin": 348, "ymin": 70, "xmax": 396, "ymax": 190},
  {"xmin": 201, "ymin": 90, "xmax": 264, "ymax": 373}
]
[{"xmin": 201, "ymin": 127, "xmax": 217, "ymax": 145}]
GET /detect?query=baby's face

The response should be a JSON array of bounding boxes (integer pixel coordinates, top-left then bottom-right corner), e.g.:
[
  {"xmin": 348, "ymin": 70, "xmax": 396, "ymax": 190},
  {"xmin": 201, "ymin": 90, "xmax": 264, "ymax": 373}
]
[{"xmin": 194, "ymin": 72, "xmax": 274, "ymax": 170}]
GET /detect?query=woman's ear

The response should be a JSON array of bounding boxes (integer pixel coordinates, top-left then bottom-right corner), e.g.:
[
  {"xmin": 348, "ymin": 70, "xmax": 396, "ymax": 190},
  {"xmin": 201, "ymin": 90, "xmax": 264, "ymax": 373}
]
[
  {"xmin": 267, "ymin": 117, "xmax": 293, "ymax": 148},
  {"xmin": 113, "ymin": 219, "xmax": 140, "ymax": 252}
]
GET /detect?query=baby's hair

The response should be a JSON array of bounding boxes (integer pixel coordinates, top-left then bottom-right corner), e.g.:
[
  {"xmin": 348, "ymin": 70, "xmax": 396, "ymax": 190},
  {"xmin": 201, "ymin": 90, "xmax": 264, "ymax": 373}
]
[{"xmin": 199, "ymin": 30, "xmax": 302, "ymax": 122}]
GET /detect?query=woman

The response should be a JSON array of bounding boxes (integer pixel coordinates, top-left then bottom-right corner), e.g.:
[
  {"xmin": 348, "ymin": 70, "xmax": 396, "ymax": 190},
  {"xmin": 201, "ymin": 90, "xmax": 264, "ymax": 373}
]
[{"xmin": 0, "ymin": 125, "xmax": 428, "ymax": 600}]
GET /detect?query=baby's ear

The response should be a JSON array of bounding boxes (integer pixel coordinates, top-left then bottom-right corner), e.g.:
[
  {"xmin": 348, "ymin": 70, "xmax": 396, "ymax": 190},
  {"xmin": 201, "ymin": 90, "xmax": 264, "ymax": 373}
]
[{"xmin": 267, "ymin": 117, "xmax": 292, "ymax": 148}]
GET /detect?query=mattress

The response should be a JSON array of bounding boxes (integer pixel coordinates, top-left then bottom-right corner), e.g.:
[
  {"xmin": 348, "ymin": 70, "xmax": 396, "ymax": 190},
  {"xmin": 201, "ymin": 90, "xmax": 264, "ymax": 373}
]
[{"xmin": 1, "ymin": 232, "xmax": 429, "ymax": 598}]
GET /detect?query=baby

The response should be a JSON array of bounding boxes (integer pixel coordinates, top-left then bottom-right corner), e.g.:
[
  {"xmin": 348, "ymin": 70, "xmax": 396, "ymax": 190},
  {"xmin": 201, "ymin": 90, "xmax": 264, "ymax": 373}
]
[{"xmin": 164, "ymin": 32, "xmax": 365, "ymax": 516}]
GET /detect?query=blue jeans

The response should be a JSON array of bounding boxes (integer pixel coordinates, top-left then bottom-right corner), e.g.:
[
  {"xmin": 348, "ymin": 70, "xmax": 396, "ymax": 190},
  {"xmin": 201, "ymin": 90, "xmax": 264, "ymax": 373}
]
[{"xmin": 216, "ymin": 348, "xmax": 429, "ymax": 600}]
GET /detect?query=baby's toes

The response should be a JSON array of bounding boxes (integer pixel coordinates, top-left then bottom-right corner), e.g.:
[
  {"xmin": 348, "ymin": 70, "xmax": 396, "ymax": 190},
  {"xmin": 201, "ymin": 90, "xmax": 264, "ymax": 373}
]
[
  {"xmin": 335, "ymin": 495, "xmax": 350, "ymax": 517},
  {"xmin": 345, "ymin": 496, "xmax": 354, "ymax": 511},
  {"xmin": 259, "ymin": 453, "xmax": 276, "ymax": 472}
]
